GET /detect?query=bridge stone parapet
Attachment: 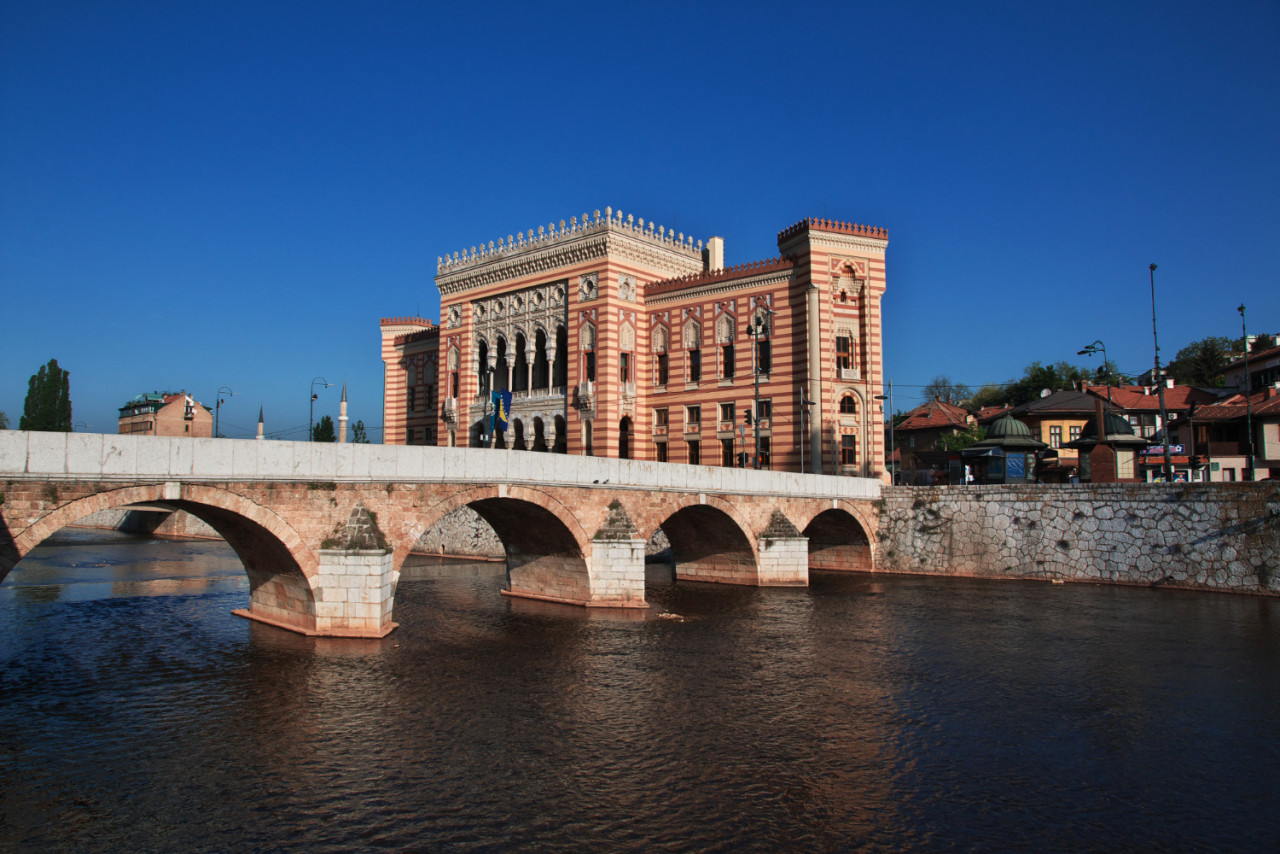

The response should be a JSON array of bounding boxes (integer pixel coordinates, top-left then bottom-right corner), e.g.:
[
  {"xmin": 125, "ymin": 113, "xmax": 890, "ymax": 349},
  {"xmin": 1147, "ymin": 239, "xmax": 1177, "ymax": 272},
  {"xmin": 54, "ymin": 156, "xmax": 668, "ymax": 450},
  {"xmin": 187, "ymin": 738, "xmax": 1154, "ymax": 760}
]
[{"xmin": 0, "ymin": 431, "xmax": 881, "ymax": 637}]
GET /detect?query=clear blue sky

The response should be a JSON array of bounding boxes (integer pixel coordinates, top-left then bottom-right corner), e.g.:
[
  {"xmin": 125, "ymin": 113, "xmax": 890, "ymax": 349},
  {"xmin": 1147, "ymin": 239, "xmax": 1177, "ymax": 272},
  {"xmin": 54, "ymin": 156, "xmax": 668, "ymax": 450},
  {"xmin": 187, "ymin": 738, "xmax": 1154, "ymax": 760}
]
[{"xmin": 3, "ymin": 1, "xmax": 1278, "ymax": 437}]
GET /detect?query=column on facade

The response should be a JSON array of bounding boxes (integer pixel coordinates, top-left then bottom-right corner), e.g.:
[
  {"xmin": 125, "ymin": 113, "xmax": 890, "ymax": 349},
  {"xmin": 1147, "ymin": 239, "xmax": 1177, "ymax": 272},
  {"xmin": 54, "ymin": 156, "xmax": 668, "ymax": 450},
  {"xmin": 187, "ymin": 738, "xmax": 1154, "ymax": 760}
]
[{"xmin": 524, "ymin": 337, "xmax": 534, "ymax": 393}]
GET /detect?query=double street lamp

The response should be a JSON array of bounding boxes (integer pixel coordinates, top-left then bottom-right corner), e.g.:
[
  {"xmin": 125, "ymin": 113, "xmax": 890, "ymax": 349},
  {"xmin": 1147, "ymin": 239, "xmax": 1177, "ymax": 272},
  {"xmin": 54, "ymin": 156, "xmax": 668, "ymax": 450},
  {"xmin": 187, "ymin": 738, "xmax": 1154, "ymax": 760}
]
[
  {"xmin": 1077, "ymin": 340, "xmax": 1112, "ymax": 404},
  {"xmin": 876, "ymin": 380, "xmax": 895, "ymax": 484},
  {"xmin": 310, "ymin": 377, "xmax": 333, "ymax": 441},
  {"xmin": 215, "ymin": 385, "xmax": 236, "ymax": 438}
]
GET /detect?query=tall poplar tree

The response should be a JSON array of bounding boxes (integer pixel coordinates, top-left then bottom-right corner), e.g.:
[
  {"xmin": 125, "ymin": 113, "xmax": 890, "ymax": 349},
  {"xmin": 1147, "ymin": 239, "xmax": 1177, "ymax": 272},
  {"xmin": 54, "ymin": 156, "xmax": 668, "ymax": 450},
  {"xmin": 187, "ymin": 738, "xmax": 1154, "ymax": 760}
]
[{"xmin": 20, "ymin": 359, "xmax": 72, "ymax": 431}]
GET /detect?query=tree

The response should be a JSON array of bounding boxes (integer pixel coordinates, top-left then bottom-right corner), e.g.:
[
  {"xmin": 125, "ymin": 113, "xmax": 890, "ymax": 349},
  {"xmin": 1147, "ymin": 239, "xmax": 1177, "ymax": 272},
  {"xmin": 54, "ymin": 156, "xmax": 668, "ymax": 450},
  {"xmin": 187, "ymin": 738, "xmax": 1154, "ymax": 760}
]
[
  {"xmin": 966, "ymin": 383, "xmax": 1007, "ymax": 410},
  {"xmin": 939, "ymin": 424, "xmax": 986, "ymax": 452},
  {"xmin": 350, "ymin": 420, "xmax": 369, "ymax": 443},
  {"xmin": 1165, "ymin": 336, "xmax": 1233, "ymax": 387},
  {"xmin": 0, "ymin": 410, "xmax": 8, "ymax": 430},
  {"xmin": 922, "ymin": 375, "xmax": 972, "ymax": 405},
  {"xmin": 1004, "ymin": 360, "xmax": 1087, "ymax": 406},
  {"xmin": 312, "ymin": 415, "xmax": 336, "ymax": 442},
  {"xmin": 20, "ymin": 359, "xmax": 72, "ymax": 431}
]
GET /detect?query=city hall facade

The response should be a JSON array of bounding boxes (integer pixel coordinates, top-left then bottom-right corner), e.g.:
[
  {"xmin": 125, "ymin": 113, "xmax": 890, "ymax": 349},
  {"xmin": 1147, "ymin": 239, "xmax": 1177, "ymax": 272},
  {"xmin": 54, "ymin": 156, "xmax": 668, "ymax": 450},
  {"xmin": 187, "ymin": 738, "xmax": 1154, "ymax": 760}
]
[{"xmin": 381, "ymin": 208, "xmax": 887, "ymax": 478}]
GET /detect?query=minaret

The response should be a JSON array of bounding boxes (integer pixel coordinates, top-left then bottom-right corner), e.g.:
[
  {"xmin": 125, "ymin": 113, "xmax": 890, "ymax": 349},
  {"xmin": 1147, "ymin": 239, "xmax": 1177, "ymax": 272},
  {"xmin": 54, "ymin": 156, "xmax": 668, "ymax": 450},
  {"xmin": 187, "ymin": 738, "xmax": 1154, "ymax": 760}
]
[
  {"xmin": 338, "ymin": 381, "xmax": 349, "ymax": 443},
  {"xmin": 256, "ymin": 406, "xmax": 264, "ymax": 440}
]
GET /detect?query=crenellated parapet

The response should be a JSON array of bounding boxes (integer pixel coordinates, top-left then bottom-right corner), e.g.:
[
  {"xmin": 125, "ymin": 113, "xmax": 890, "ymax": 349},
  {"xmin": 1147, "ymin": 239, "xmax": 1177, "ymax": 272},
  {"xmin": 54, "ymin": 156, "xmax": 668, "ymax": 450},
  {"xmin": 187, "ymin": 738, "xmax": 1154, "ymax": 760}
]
[
  {"xmin": 777, "ymin": 218, "xmax": 889, "ymax": 243},
  {"xmin": 435, "ymin": 207, "xmax": 706, "ymax": 294}
]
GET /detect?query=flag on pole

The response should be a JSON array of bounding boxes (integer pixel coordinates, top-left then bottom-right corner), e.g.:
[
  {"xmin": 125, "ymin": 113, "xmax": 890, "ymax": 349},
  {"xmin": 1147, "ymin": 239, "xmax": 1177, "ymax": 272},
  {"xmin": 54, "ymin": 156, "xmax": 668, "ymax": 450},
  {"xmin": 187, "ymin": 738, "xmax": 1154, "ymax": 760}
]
[{"xmin": 492, "ymin": 389, "xmax": 513, "ymax": 433}]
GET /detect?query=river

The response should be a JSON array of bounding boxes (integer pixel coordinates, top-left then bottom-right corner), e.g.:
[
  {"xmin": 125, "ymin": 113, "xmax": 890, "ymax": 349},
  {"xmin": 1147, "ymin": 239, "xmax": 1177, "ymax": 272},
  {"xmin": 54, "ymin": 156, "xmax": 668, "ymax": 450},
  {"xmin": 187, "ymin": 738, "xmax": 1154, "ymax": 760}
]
[{"xmin": 2, "ymin": 528, "xmax": 1278, "ymax": 852}]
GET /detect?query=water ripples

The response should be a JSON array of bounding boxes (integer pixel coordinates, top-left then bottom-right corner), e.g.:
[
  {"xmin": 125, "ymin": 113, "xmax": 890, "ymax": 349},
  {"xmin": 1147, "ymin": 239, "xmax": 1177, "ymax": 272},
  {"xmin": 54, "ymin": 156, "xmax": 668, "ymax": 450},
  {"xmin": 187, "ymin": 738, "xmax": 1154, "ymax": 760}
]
[{"xmin": 2, "ymin": 535, "xmax": 1279, "ymax": 851}]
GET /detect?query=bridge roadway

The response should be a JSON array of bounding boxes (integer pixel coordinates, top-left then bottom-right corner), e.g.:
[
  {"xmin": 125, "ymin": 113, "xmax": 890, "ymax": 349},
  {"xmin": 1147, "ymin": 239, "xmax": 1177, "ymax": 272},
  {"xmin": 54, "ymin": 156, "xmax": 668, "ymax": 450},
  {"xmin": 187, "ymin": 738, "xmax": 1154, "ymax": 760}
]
[{"xmin": 0, "ymin": 431, "xmax": 880, "ymax": 637}]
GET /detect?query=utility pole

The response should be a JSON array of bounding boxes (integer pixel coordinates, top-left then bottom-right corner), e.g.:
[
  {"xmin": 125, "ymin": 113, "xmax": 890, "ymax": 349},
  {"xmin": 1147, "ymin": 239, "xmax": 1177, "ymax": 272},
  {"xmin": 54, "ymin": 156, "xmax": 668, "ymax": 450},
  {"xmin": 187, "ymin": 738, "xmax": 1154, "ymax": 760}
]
[
  {"xmin": 1239, "ymin": 304, "xmax": 1255, "ymax": 480},
  {"xmin": 1149, "ymin": 264, "xmax": 1173, "ymax": 481}
]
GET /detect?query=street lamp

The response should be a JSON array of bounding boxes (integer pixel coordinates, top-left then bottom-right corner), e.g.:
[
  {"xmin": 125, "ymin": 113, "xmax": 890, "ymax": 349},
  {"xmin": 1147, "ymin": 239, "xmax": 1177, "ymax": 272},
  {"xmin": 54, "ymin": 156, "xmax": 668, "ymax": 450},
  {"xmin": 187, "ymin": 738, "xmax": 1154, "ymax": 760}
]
[
  {"xmin": 215, "ymin": 386, "xmax": 237, "ymax": 438},
  {"xmin": 876, "ymin": 380, "xmax": 895, "ymax": 484},
  {"xmin": 1239, "ymin": 303, "xmax": 1255, "ymax": 480},
  {"xmin": 749, "ymin": 300, "xmax": 775, "ymax": 469},
  {"xmin": 1149, "ymin": 264, "xmax": 1173, "ymax": 481},
  {"xmin": 310, "ymin": 377, "xmax": 333, "ymax": 441},
  {"xmin": 1076, "ymin": 340, "xmax": 1112, "ymax": 404},
  {"xmin": 799, "ymin": 391, "xmax": 814, "ymax": 474}
]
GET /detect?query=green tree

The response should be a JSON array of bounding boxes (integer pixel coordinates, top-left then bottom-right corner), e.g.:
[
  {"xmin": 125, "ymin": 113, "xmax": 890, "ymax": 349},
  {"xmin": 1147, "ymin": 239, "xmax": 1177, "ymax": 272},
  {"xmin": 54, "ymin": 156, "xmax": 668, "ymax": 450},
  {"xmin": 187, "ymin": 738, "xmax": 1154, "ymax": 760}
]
[
  {"xmin": 0, "ymin": 410, "xmax": 8, "ymax": 429},
  {"xmin": 1005, "ymin": 360, "xmax": 1087, "ymax": 406},
  {"xmin": 350, "ymin": 419, "xmax": 369, "ymax": 443},
  {"xmin": 922, "ymin": 375, "xmax": 972, "ymax": 404},
  {"xmin": 939, "ymin": 424, "xmax": 986, "ymax": 451},
  {"xmin": 20, "ymin": 359, "xmax": 72, "ymax": 431},
  {"xmin": 312, "ymin": 415, "xmax": 336, "ymax": 442},
  {"xmin": 966, "ymin": 383, "xmax": 1007, "ymax": 410},
  {"xmin": 1165, "ymin": 336, "xmax": 1233, "ymax": 387}
]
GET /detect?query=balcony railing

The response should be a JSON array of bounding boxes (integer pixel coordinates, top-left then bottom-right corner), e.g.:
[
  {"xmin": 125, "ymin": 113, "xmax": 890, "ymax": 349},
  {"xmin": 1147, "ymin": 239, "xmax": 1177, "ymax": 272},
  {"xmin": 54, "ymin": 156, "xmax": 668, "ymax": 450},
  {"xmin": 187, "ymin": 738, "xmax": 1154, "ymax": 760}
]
[{"xmin": 839, "ymin": 367, "xmax": 861, "ymax": 381}]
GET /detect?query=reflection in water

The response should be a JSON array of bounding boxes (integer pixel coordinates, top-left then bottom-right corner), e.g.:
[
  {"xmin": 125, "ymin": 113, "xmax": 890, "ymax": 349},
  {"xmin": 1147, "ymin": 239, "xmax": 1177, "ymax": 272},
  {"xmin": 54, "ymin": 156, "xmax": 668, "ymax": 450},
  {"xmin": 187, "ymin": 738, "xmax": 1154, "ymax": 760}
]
[{"xmin": 1, "ymin": 532, "xmax": 1278, "ymax": 851}]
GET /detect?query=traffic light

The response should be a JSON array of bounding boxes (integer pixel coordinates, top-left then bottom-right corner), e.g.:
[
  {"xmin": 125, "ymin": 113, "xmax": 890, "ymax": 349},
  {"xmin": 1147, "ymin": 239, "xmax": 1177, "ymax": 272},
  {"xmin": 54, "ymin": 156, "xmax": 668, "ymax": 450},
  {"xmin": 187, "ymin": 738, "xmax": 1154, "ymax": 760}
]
[{"xmin": 744, "ymin": 410, "xmax": 753, "ymax": 426}]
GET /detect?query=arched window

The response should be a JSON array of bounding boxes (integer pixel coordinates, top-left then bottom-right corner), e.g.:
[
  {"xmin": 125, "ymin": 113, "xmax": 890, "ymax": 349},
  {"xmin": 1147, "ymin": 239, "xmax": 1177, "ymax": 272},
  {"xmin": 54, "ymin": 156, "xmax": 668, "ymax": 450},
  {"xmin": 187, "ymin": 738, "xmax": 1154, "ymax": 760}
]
[{"xmin": 840, "ymin": 395, "xmax": 858, "ymax": 415}]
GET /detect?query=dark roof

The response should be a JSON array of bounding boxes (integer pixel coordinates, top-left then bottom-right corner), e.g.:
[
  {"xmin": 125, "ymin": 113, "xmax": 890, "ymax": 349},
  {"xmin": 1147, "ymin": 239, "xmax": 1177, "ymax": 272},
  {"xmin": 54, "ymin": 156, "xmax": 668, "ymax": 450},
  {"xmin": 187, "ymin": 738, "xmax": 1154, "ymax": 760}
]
[
  {"xmin": 1010, "ymin": 390, "xmax": 1101, "ymax": 417},
  {"xmin": 1222, "ymin": 341, "xmax": 1280, "ymax": 373},
  {"xmin": 964, "ymin": 415, "xmax": 1047, "ymax": 453}
]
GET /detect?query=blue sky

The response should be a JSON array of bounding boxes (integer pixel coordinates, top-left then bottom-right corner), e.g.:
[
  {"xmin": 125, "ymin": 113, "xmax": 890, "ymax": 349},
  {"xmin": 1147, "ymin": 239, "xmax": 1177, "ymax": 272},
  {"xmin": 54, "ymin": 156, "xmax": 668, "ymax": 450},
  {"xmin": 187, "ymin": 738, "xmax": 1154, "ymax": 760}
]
[{"xmin": 3, "ymin": 1, "xmax": 1278, "ymax": 437}]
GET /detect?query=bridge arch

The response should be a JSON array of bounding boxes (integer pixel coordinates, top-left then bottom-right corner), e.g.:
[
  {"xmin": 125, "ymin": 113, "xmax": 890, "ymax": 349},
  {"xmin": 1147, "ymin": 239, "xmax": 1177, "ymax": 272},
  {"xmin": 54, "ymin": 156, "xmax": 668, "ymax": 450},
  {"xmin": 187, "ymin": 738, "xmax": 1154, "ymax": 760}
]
[
  {"xmin": 400, "ymin": 485, "xmax": 594, "ymax": 605},
  {"xmin": 5, "ymin": 483, "xmax": 320, "ymax": 632},
  {"xmin": 646, "ymin": 497, "xmax": 758, "ymax": 585},
  {"xmin": 797, "ymin": 501, "xmax": 876, "ymax": 573}
]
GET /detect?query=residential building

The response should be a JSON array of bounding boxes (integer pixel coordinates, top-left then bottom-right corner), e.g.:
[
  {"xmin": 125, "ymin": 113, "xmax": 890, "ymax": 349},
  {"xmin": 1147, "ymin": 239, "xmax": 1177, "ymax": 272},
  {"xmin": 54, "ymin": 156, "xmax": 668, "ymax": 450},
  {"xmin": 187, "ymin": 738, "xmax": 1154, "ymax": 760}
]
[
  {"xmin": 1169, "ymin": 383, "xmax": 1280, "ymax": 482},
  {"xmin": 118, "ymin": 392, "xmax": 212, "ymax": 437},
  {"xmin": 1222, "ymin": 337, "xmax": 1280, "ymax": 396},
  {"xmin": 1002, "ymin": 390, "xmax": 1099, "ymax": 479},
  {"xmin": 381, "ymin": 209, "xmax": 889, "ymax": 477},
  {"xmin": 894, "ymin": 399, "xmax": 974, "ymax": 484},
  {"xmin": 1082, "ymin": 380, "xmax": 1218, "ymax": 482}
]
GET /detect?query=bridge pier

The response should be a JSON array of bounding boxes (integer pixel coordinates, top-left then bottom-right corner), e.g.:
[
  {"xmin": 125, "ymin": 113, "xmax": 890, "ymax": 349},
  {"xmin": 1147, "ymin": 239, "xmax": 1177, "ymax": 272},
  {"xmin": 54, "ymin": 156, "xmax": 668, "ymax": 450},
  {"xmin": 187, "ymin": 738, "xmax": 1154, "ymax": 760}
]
[
  {"xmin": 755, "ymin": 511, "xmax": 809, "ymax": 586},
  {"xmin": 234, "ymin": 548, "xmax": 399, "ymax": 638}
]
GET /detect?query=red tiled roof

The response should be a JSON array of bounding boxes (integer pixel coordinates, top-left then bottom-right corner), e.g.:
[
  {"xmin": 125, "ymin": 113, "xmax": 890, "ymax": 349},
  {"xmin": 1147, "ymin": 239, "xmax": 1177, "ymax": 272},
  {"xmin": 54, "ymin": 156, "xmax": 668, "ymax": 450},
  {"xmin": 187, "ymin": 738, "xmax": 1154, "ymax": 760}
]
[
  {"xmin": 1190, "ymin": 390, "xmax": 1280, "ymax": 420},
  {"xmin": 896, "ymin": 399, "xmax": 972, "ymax": 431},
  {"xmin": 646, "ymin": 257, "xmax": 795, "ymax": 297},
  {"xmin": 1082, "ymin": 384, "xmax": 1217, "ymax": 411},
  {"xmin": 975, "ymin": 404, "xmax": 1012, "ymax": 423}
]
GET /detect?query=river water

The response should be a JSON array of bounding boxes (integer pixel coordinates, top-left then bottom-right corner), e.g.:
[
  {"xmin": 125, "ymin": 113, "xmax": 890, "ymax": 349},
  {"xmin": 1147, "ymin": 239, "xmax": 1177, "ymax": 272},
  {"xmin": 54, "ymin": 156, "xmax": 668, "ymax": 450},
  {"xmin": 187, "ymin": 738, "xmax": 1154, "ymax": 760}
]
[{"xmin": 2, "ymin": 528, "xmax": 1278, "ymax": 853}]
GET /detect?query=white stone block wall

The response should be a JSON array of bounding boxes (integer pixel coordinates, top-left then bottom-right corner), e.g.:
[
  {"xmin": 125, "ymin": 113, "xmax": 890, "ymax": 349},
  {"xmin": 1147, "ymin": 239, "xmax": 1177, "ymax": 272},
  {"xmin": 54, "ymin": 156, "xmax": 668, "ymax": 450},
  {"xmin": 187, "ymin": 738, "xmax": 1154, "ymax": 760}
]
[
  {"xmin": 313, "ymin": 550, "xmax": 399, "ymax": 636},
  {"xmin": 757, "ymin": 537, "xmax": 809, "ymax": 586},
  {"xmin": 877, "ymin": 484, "xmax": 1280, "ymax": 595},
  {"xmin": 586, "ymin": 538, "xmax": 647, "ymax": 607}
]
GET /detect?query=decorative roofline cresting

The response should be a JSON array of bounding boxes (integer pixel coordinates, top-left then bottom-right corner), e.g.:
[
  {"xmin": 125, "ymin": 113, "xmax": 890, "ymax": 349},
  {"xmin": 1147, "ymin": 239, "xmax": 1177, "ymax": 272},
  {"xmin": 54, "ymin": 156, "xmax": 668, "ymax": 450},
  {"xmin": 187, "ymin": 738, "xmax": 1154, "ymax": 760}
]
[{"xmin": 435, "ymin": 207, "xmax": 705, "ymax": 295}]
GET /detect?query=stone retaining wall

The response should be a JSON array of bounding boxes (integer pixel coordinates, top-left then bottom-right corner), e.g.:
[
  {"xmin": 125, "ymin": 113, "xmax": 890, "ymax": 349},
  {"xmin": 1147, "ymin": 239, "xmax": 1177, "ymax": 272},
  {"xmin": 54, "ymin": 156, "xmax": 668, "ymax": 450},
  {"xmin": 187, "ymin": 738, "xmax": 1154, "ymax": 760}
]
[
  {"xmin": 71, "ymin": 508, "xmax": 221, "ymax": 539},
  {"xmin": 876, "ymin": 484, "xmax": 1280, "ymax": 595}
]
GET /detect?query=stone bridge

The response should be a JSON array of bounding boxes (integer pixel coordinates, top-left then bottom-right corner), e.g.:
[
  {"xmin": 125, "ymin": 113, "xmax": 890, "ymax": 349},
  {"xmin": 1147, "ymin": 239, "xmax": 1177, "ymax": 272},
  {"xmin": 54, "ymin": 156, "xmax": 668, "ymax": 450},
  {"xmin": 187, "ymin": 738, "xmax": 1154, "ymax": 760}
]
[{"xmin": 0, "ymin": 432, "xmax": 880, "ymax": 638}]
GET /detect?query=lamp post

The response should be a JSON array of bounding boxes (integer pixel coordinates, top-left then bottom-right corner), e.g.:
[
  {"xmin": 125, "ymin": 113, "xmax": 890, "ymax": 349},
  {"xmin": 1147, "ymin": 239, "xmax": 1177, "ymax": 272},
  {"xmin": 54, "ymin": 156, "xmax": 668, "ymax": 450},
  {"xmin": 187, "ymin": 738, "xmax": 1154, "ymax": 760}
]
[
  {"xmin": 1149, "ymin": 264, "xmax": 1173, "ymax": 482},
  {"xmin": 1238, "ymin": 303, "xmax": 1255, "ymax": 480},
  {"xmin": 215, "ymin": 386, "xmax": 236, "ymax": 438},
  {"xmin": 309, "ymin": 377, "xmax": 333, "ymax": 442},
  {"xmin": 799, "ymin": 391, "xmax": 814, "ymax": 474},
  {"xmin": 749, "ymin": 301, "xmax": 775, "ymax": 469},
  {"xmin": 876, "ymin": 379, "xmax": 895, "ymax": 484},
  {"xmin": 1077, "ymin": 340, "xmax": 1112, "ymax": 404}
]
